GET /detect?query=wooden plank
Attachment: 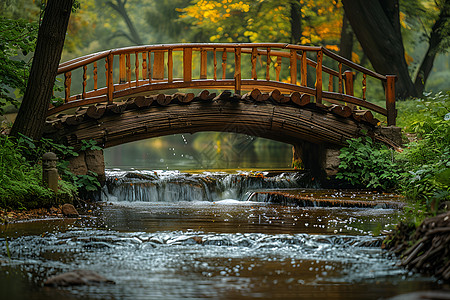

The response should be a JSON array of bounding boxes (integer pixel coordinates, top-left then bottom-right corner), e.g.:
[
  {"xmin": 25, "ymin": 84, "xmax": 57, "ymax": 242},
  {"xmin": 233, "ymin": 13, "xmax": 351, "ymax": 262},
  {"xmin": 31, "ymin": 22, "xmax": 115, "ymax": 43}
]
[
  {"xmin": 82, "ymin": 65, "xmax": 87, "ymax": 99},
  {"xmin": 266, "ymin": 47, "xmax": 271, "ymax": 81},
  {"xmin": 148, "ymin": 51, "xmax": 152, "ymax": 84},
  {"xmin": 93, "ymin": 61, "xmax": 98, "ymax": 90},
  {"xmin": 106, "ymin": 54, "xmax": 114, "ymax": 103},
  {"xmin": 119, "ymin": 54, "xmax": 126, "ymax": 83},
  {"xmin": 315, "ymin": 50, "xmax": 323, "ymax": 104},
  {"xmin": 153, "ymin": 51, "xmax": 165, "ymax": 80},
  {"xmin": 135, "ymin": 52, "xmax": 139, "ymax": 87},
  {"xmin": 386, "ymin": 75, "xmax": 396, "ymax": 126},
  {"xmin": 213, "ymin": 48, "xmax": 217, "ymax": 80},
  {"xmin": 251, "ymin": 47, "xmax": 258, "ymax": 80},
  {"xmin": 276, "ymin": 56, "xmax": 281, "ymax": 82},
  {"xmin": 168, "ymin": 49, "xmax": 173, "ymax": 83},
  {"xmin": 290, "ymin": 49, "xmax": 297, "ymax": 85},
  {"xmin": 64, "ymin": 72, "xmax": 71, "ymax": 103},
  {"xmin": 142, "ymin": 52, "xmax": 148, "ymax": 80},
  {"xmin": 344, "ymin": 70, "xmax": 354, "ymax": 96},
  {"xmin": 183, "ymin": 48, "xmax": 192, "ymax": 82},
  {"xmin": 338, "ymin": 63, "xmax": 343, "ymax": 93},
  {"xmin": 200, "ymin": 49, "xmax": 207, "ymax": 79},
  {"xmin": 301, "ymin": 51, "xmax": 307, "ymax": 86},
  {"xmin": 234, "ymin": 47, "xmax": 241, "ymax": 94},
  {"xmin": 222, "ymin": 49, "xmax": 227, "ymax": 79},
  {"xmin": 126, "ymin": 53, "xmax": 131, "ymax": 87}
]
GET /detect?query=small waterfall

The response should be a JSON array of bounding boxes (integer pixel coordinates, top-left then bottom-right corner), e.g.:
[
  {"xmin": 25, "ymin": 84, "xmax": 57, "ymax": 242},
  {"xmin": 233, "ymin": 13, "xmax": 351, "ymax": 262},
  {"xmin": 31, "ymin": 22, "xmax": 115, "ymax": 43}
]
[{"xmin": 101, "ymin": 170, "xmax": 312, "ymax": 202}]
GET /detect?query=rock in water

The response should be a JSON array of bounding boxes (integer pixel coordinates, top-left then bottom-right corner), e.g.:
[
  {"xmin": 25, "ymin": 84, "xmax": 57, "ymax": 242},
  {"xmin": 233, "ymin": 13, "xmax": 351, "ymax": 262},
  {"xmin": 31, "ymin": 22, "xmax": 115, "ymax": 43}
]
[
  {"xmin": 61, "ymin": 204, "xmax": 79, "ymax": 217},
  {"xmin": 44, "ymin": 270, "xmax": 115, "ymax": 287}
]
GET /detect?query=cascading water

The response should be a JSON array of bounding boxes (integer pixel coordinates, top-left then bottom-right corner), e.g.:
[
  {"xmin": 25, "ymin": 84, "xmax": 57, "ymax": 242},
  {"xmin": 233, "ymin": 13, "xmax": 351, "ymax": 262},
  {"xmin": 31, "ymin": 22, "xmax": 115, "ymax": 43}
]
[{"xmin": 101, "ymin": 170, "xmax": 313, "ymax": 203}]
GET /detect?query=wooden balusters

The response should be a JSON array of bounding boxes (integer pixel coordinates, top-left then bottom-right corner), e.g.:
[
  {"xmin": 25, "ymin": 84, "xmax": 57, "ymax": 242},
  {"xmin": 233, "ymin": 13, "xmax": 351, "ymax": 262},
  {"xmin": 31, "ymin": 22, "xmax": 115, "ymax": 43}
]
[
  {"xmin": 106, "ymin": 53, "xmax": 114, "ymax": 103},
  {"xmin": 315, "ymin": 50, "xmax": 323, "ymax": 103},
  {"xmin": 153, "ymin": 51, "xmax": 165, "ymax": 80},
  {"xmin": 222, "ymin": 49, "xmax": 227, "ymax": 80},
  {"xmin": 386, "ymin": 75, "xmax": 396, "ymax": 126},
  {"xmin": 135, "ymin": 52, "xmax": 139, "ymax": 87},
  {"xmin": 148, "ymin": 51, "xmax": 152, "ymax": 84},
  {"xmin": 301, "ymin": 51, "xmax": 307, "ymax": 86},
  {"xmin": 362, "ymin": 73, "xmax": 367, "ymax": 100},
  {"xmin": 126, "ymin": 53, "xmax": 131, "ymax": 87},
  {"xmin": 93, "ymin": 62, "xmax": 98, "ymax": 90},
  {"xmin": 200, "ymin": 49, "xmax": 207, "ymax": 79},
  {"xmin": 344, "ymin": 70, "xmax": 354, "ymax": 96},
  {"xmin": 213, "ymin": 48, "xmax": 217, "ymax": 80},
  {"xmin": 183, "ymin": 48, "xmax": 192, "ymax": 82},
  {"xmin": 328, "ymin": 74, "xmax": 333, "ymax": 92},
  {"xmin": 168, "ymin": 49, "xmax": 173, "ymax": 83},
  {"xmin": 338, "ymin": 63, "xmax": 343, "ymax": 93},
  {"xmin": 275, "ymin": 56, "xmax": 281, "ymax": 81},
  {"xmin": 266, "ymin": 47, "xmax": 271, "ymax": 81},
  {"xmin": 82, "ymin": 65, "xmax": 87, "ymax": 99},
  {"xmin": 64, "ymin": 72, "xmax": 71, "ymax": 103},
  {"xmin": 119, "ymin": 54, "xmax": 126, "ymax": 83},
  {"xmin": 142, "ymin": 52, "xmax": 148, "ymax": 80},
  {"xmin": 234, "ymin": 47, "xmax": 241, "ymax": 94},
  {"xmin": 290, "ymin": 49, "xmax": 297, "ymax": 85},
  {"xmin": 251, "ymin": 48, "xmax": 258, "ymax": 80}
]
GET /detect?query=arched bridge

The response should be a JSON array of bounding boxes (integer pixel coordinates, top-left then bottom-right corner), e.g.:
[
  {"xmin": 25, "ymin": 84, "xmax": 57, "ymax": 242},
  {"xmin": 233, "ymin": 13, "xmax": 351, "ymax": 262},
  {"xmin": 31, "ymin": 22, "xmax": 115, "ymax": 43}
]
[{"xmin": 44, "ymin": 43, "xmax": 398, "ymax": 151}]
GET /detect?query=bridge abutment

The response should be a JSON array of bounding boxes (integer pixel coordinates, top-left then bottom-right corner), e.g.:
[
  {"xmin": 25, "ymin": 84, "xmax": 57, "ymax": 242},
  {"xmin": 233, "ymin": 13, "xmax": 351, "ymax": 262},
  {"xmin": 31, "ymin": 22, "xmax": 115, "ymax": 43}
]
[
  {"xmin": 293, "ymin": 142, "xmax": 341, "ymax": 179},
  {"xmin": 68, "ymin": 150, "xmax": 106, "ymax": 185}
]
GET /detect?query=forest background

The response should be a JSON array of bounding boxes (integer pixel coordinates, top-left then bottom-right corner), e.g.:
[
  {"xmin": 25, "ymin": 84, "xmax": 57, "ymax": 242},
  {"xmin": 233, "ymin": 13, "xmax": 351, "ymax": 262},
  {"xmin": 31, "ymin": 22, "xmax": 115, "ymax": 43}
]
[{"xmin": 0, "ymin": 0, "xmax": 449, "ymax": 172}]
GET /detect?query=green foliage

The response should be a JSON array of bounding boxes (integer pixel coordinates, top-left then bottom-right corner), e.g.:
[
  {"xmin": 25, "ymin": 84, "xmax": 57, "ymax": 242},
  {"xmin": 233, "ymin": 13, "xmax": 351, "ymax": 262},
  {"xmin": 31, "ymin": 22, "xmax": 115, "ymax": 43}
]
[
  {"xmin": 336, "ymin": 136, "xmax": 400, "ymax": 191},
  {"xmin": 0, "ymin": 135, "xmax": 58, "ymax": 209},
  {"xmin": 0, "ymin": 134, "xmax": 103, "ymax": 209},
  {"xmin": 396, "ymin": 92, "xmax": 450, "ymax": 211},
  {"xmin": 0, "ymin": 18, "xmax": 38, "ymax": 114}
]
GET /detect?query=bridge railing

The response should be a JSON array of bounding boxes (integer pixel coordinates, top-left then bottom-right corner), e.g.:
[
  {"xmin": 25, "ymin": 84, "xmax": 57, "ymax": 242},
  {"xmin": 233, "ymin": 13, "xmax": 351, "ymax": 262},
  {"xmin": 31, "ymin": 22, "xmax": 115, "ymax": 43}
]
[{"xmin": 52, "ymin": 43, "xmax": 396, "ymax": 125}]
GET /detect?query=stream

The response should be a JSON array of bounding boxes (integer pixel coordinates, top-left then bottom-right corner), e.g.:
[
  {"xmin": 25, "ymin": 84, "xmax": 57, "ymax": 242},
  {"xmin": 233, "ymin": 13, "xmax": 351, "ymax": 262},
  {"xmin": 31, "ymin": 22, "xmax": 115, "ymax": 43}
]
[{"xmin": 0, "ymin": 170, "xmax": 442, "ymax": 299}]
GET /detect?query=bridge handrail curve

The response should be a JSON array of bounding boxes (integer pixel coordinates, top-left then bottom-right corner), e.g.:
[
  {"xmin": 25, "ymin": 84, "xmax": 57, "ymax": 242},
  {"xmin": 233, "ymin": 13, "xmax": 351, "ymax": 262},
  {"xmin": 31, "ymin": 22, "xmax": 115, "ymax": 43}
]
[{"xmin": 52, "ymin": 43, "xmax": 396, "ymax": 125}]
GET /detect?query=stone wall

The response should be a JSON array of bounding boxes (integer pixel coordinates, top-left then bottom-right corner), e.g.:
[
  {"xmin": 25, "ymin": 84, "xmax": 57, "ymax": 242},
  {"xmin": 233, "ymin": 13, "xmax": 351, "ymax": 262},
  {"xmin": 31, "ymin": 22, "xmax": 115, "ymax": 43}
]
[{"xmin": 68, "ymin": 150, "xmax": 106, "ymax": 185}]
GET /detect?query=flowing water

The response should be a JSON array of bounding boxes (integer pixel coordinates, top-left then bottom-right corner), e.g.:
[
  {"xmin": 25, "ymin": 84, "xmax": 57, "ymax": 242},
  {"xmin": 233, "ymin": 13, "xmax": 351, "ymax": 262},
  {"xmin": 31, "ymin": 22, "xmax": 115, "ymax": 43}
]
[{"xmin": 0, "ymin": 170, "xmax": 441, "ymax": 299}]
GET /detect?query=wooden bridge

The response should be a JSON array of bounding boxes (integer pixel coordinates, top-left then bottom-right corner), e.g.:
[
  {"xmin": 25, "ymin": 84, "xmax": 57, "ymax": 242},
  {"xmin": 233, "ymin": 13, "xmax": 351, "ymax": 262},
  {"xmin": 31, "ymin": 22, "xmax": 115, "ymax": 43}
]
[{"xmin": 44, "ymin": 43, "xmax": 398, "ymax": 152}]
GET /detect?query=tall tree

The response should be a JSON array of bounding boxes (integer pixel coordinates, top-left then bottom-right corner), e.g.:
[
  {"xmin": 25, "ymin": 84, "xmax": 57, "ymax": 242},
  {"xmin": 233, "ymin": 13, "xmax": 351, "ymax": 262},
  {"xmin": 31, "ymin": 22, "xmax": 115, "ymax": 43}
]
[
  {"xmin": 342, "ymin": 0, "xmax": 449, "ymax": 98},
  {"xmin": 414, "ymin": 0, "xmax": 450, "ymax": 95},
  {"xmin": 341, "ymin": 0, "xmax": 417, "ymax": 98},
  {"xmin": 10, "ymin": 0, "xmax": 74, "ymax": 139}
]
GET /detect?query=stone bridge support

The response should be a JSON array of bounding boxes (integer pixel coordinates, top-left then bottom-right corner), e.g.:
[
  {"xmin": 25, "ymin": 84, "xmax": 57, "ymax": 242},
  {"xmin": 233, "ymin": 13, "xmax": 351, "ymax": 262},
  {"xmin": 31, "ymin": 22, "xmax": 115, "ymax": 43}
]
[
  {"xmin": 292, "ymin": 142, "xmax": 341, "ymax": 179},
  {"xmin": 68, "ymin": 150, "xmax": 106, "ymax": 185}
]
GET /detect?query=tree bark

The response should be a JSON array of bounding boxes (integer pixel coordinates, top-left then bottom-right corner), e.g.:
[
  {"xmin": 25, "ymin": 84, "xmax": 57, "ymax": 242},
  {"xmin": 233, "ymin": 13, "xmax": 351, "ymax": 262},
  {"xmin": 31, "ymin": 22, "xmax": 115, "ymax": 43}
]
[
  {"xmin": 339, "ymin": 11, "xmax": 353, "ymax": 70},
  {"xmin": 342, "ymin": 0, "xmax": 417, "ymax": 98},
  {"xmin": 10, "ymin": 0, "xmax": 73, "ymax": 140},
  {"xmin": 414, "ymin": 1, "xmax": 450, "ymax": 95},
  {"xmin": 290, "ymin": 0, "xmax": 302, "ymax": 44}
]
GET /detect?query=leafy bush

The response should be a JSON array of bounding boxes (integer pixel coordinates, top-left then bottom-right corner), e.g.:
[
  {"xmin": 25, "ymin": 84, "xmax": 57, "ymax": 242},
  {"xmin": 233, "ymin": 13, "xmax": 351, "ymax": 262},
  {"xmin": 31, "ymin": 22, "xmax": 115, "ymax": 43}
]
[
  {"xmin": 336, "ymin": 136, "xmax": 399, "ymax": 191},
  {"xmin": 396, "ymin": 92, "xmax": 450, "ymax": 211},
  {"xmin": 0, "ymin": 134, "xmax": 102, "ymax": 209}
]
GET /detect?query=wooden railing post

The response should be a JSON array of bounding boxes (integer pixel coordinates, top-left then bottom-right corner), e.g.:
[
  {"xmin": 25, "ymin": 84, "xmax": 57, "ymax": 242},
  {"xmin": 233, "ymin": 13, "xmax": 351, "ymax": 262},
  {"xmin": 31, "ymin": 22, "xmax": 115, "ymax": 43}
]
[
  {"xmin": 183, "ymin": 48, "xmax": 192, "ymax": 82},
  {"xmin": 64, "ymin": 72, "xmax": 71, "ymax": 103},
  {"xmin": 106, "ymin": 53, "xmax": 113, "ymax": 103},
  {"xmin": 290, "ymin": 49, "xmax": 297, "ymax": 85},
  {"xmin": 168, "ymin": 49, "xmax": 173, "ymax": 83},
  {"xmin": 234, "ymin": 47, "xmax": 241, "ymax": 94},
  {"xmin": 200, "ymin": 49, "xmax": 207, "ymax": 79},
  {"xmin": 344, "ymin": 70, "xmax": 354, "ymax": 96},
  {"xmin": 153, "ymin": 51, "xmax": 165, "ymax": 80},
  {"xmin": 386, "ymin": 75, "xmax": 396, "ymax": 126},
  {"xmin": 315, "ymin": 50, "xmax": 323, "ymax": 103}
]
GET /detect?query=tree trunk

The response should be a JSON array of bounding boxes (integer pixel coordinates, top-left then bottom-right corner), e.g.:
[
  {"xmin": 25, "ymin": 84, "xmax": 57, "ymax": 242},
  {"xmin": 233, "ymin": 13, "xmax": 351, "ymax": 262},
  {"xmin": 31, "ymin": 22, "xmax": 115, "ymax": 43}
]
[
  {"xmin": 290, "ymin": 0, "xmax": 302, "ymax": 44},
  {"xmin": 10, "ymin": 0, "xmax": 73, "ymax": 140},
  {"xmin": 342, "ymin": 0, "xmax": 417, "ymax": 99},
  {"xmin": 414, "ymin": 1, "xmax": 450, "ymax": 95},
  {"xmin": 107, "ymin": 0, "xmax": 143, "ymax": 45},
  {"xmin": 339, "ymin": 11, "xmax": 353, "ymax": 70}
]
